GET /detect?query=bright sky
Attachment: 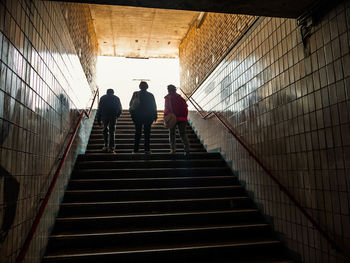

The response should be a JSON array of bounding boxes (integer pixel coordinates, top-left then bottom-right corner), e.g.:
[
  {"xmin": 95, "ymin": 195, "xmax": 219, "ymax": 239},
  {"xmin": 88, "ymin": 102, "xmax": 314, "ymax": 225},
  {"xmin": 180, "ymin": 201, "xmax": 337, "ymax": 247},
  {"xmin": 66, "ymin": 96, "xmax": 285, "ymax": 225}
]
[{"xmin": 96, "ymin": 56, "xmax": 180, "ymax": 110}]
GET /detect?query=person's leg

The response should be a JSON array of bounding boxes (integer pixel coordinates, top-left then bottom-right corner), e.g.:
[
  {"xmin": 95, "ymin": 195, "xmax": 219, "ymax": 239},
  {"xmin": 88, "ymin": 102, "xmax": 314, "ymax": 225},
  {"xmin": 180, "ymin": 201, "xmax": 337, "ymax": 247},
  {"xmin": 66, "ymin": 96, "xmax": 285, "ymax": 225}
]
[
  {"xmin": 144, "ymin": 121, "xmax": 152, "ymax": 153},
  {"xmin": 178, "ymin": 121, "xmax": 190, "ymax": 154},
  {"xmin": 108, "ymin": 117, "xmax": 116, "ymax": 150},
  {"xmin": 102, "ymin": 119, "xmax": 109, "ymax": 151},
  {"xmin": 134, "ymin": 122, "xmax": 142, "ymax": 153},
  {"xmin": 169, "ymin": 123, "xmax": 177, "ymax": 153}
]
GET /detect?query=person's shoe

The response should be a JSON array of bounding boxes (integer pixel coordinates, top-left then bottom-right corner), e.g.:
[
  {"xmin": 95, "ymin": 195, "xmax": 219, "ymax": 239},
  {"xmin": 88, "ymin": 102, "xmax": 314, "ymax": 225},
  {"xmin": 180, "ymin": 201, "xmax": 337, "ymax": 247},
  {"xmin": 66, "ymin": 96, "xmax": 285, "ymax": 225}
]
[
  {"xmin": 184, "ymin": 151, "xmax": 190, "ymax": 159},
  {"xmin": 144, "ymin": 150, "xmax": 152, "ymax": 154},
  {"xmin": 169, "ymin": 149, "xmax": 176, "ymax": 154},
  {"xmin": 108, "ymin": 148, "xmax": 116, "ymax": 154},
  {"xmin": 102, "ymin": 146, "xmax": 108, "ymax": 152},
  {"xmin": 132, "ymin": 151, "xmax": 140, "ymax": 154}
]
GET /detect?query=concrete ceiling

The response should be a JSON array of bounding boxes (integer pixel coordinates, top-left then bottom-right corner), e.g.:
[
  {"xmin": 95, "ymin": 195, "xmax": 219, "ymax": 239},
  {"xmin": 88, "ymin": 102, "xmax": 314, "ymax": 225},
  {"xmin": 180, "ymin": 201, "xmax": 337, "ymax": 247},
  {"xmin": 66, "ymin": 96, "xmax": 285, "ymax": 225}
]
[
  {"xmin": 89, "ymin": 5, "xmax": 199, "ymax": 58},
  {"xmin": 51, "ymin": 0, "xmax": 323, "ymax": 18},
  {"xmin": 53, "ymin": 0, "xmax": 338, "ymax": 58}
]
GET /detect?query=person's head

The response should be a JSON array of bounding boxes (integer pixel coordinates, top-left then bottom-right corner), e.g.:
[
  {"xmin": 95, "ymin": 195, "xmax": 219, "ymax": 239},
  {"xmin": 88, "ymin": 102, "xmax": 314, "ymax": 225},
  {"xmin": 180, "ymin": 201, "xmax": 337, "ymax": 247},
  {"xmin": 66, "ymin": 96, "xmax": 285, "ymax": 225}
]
[
  {"xmin": 139, "ymin": 81, "xmax": 148, "ymax": 90},
  {"xmin": 106, "ymin": 89, "xmax": 114, "ymax": 95},
  {"xmin": 167, "ymin": 84, "xmax": 176, "ymax": 93}
]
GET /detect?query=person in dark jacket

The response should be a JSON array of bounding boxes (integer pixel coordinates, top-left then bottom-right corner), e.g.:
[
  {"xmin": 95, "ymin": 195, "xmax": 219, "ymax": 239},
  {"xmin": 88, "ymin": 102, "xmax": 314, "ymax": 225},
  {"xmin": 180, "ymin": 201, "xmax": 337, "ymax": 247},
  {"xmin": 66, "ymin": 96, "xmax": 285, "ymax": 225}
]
[
  {"xmin": 164, "ymin": 84, "xmax": 190, "ymax": 156},
  {"xmin": 129, "ymin": 81, "xmax": 157, "ymax": 154},
  {"xmin": 97, "ymin": 89, "xmax": 122, "ymax": 154}
]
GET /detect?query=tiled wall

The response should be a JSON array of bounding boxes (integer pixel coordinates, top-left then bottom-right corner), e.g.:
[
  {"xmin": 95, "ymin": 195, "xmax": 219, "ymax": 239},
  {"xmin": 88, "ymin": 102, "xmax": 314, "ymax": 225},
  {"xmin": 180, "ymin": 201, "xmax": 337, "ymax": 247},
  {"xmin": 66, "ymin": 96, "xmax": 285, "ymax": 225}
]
[
  {"xmin": 0, "ymin": 0, "xmax": 97, "ymax": 262},
  {"xmin": 181, "ymin": 1, "xmax": 350, "ymax": 262},
  {"xmin": 179, "ymin": 13, "xmax": 256, "ymax": 95}
]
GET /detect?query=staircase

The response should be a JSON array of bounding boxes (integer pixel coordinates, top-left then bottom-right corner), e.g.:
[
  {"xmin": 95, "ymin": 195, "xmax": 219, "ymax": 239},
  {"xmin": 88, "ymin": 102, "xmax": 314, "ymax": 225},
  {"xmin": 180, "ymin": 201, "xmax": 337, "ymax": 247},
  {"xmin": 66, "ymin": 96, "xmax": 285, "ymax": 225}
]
[{"xmin": 43, "ymin": 111, "xmax": 292, "ymax": 263}]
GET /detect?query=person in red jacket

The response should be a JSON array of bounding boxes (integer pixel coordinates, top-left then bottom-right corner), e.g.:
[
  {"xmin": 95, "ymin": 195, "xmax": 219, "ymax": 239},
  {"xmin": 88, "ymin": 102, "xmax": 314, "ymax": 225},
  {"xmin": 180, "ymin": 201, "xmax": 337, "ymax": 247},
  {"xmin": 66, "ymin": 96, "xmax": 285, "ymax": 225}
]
[{"xmin": 164, "ymin": 84, "xmax": 190, "ymax": 156}]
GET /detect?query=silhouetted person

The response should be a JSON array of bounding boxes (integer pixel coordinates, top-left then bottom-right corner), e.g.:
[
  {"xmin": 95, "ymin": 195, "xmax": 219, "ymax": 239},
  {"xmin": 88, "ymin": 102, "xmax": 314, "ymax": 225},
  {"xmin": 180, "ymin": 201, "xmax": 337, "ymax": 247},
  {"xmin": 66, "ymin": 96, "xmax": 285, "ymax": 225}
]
[
  {"xmin": 129, "ymin": 81, "xmax": 157, "ymax": 154},
  {"xmin": 164, "ymin": 85, "xmax": 190, "ymax": 157},
  {"xmin": 97, "ymin": 89, "xmax": 122, "ymax": 154}
]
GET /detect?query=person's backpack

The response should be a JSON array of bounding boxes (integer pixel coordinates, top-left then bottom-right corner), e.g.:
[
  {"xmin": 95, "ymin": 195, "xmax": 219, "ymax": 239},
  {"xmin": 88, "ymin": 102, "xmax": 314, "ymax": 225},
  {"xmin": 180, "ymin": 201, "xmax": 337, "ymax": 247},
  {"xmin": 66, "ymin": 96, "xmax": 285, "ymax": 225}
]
[{"xmin": 129, "ymin": 92, "xmax": 140, "ymax": 111}]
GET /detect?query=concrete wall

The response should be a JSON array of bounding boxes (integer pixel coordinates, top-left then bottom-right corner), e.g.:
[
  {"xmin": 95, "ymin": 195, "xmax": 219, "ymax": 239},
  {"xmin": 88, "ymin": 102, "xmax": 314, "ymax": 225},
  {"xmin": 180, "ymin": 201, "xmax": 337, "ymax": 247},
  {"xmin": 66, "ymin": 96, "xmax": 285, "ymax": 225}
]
[
  {"xmin": 61, "ymin": 2, "xmax": 98, "ymax": 88},
  {"xmin": 180, "ymin": 1, "xmax": 350, "ymax": 262},
  {"xmin": 0, "ymin": 1, "xmax": 97, "ymax": 262}
]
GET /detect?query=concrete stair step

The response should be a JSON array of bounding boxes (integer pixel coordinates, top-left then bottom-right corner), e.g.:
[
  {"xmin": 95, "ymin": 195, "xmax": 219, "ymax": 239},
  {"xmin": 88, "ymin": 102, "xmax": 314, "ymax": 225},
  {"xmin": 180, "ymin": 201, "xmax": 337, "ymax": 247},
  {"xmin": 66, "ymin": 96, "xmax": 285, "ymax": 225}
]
[
  {"xmin": 52, "ymin": 209, "xmax": 264, "ymax": 233},
  {"xmin": 89, "ymin": 133, "xmax": 199, "ymax": 139},
  {"xmin": 86, "ymin": 143, "xmax": 204, "ymax": 150},
  {"xmin": 58, "ymin": 197, "xmax": 254, "ymax": 217},
  {"xmin": 85, "ymin": 148, "xmax": 206, "ymax": 154},
  {"xmin": 73, "ymin": 166, "xmax": 233, "ymax": 179},
  {"xmin": 77, "ymin": 152, "xmax": 222, "ymax": 161},
  {"xmin": 75, "ymin": 159, "xmax": 227, "ymax": 169},
  {"xmin": 88, "ymin": 138, "xmax": 201, "ymax": 144},
  {"xmin": 67, "ymin": 175, "xmax": 238, "ymax": 190},
  {"xmin": 63, "ymin": 185, "xmax": 246, "ymax": 202},
  {"xmin": 92, "ymin": 125, "xmax": 194, "ymax": 130},
  {"xmin": 95, "ymin": 120, "xmax": 167, "ymax": 125},
  {"xmin": 43, "ymin": 239, "xmax": 285, "ymax": 263},
  {"xmin": 90, "ymin": 129, "xmax": 196, "ymax": 135},
  {"xmin": 46, "ymin": 224, "xmax": 274, "ymax": 253}
]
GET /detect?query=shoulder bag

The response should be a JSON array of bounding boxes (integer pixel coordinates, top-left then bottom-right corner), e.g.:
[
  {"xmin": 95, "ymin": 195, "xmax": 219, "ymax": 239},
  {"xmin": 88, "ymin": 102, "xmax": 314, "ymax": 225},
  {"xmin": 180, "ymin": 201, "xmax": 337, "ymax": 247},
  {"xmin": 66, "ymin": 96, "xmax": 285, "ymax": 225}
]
[{"xmin": 164, "ymin": 96, "xmax": 177, "ymax": 129}]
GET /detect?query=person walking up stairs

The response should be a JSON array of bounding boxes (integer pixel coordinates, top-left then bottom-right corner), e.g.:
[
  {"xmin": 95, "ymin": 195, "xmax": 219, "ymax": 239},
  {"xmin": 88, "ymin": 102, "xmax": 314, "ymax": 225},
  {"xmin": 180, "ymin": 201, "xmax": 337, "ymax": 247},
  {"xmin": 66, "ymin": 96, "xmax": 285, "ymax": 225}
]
[
  {"xmin": 129, "ymin": 81, "xmax": 157, "ymax": 154},
  {"xmin": 96, "ymin": 89, "xmax": 122, "ymax": 154},
  {"xmin": 164, "ymin": 84, "xmax": 190, "ymax": 157}
]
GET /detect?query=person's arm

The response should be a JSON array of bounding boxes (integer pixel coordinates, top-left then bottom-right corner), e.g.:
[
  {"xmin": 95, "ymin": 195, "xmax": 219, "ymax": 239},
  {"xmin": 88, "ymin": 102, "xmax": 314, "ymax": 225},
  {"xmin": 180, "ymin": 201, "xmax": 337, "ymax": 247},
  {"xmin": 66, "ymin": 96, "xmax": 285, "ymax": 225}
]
[
  {"xmin": 151, "ymin": 94, "xmax": 157, "ymax": 121},
  {"xmin": 129, "ymin": 92, "xmax": 136, "ymax": 109},
  {"xmin": 164, "ymin": 96, "xmax": 170, "ymax": 116},
  {"xmin": 116, "ymin": 97, "xmax": 122, "ymax": 118},
  {"xmin": 183, "ymin": 98, "xmax": 188, "ymax": 117},
  {"xmin": 96, "ymin": 97, "xmax": 103, "ymax": 125}
]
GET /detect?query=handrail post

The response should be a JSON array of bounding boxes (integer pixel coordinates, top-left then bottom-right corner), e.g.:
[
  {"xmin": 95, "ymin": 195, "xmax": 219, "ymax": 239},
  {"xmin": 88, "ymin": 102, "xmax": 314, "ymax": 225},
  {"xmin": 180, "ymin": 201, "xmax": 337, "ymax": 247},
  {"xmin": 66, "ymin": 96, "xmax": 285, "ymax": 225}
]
[
  {"xmin": 180, "ymin": 87, "xmax": 345, "ymax": 255},
  {"xmin": 15, "ymin": 89, "xmax": 99, "ymax": 263}
]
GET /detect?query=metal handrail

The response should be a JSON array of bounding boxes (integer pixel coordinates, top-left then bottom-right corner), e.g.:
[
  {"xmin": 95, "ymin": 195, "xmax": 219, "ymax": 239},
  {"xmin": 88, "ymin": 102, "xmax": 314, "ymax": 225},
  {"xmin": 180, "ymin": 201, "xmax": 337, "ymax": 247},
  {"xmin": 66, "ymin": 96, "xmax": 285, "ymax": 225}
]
[
  {"xmin": 180, "ymin": 88, "xmax": 344, "ymax": 255},
  {"xmin": 15, "ymin": 89, "xmax": 99, "ymax": 263}
]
